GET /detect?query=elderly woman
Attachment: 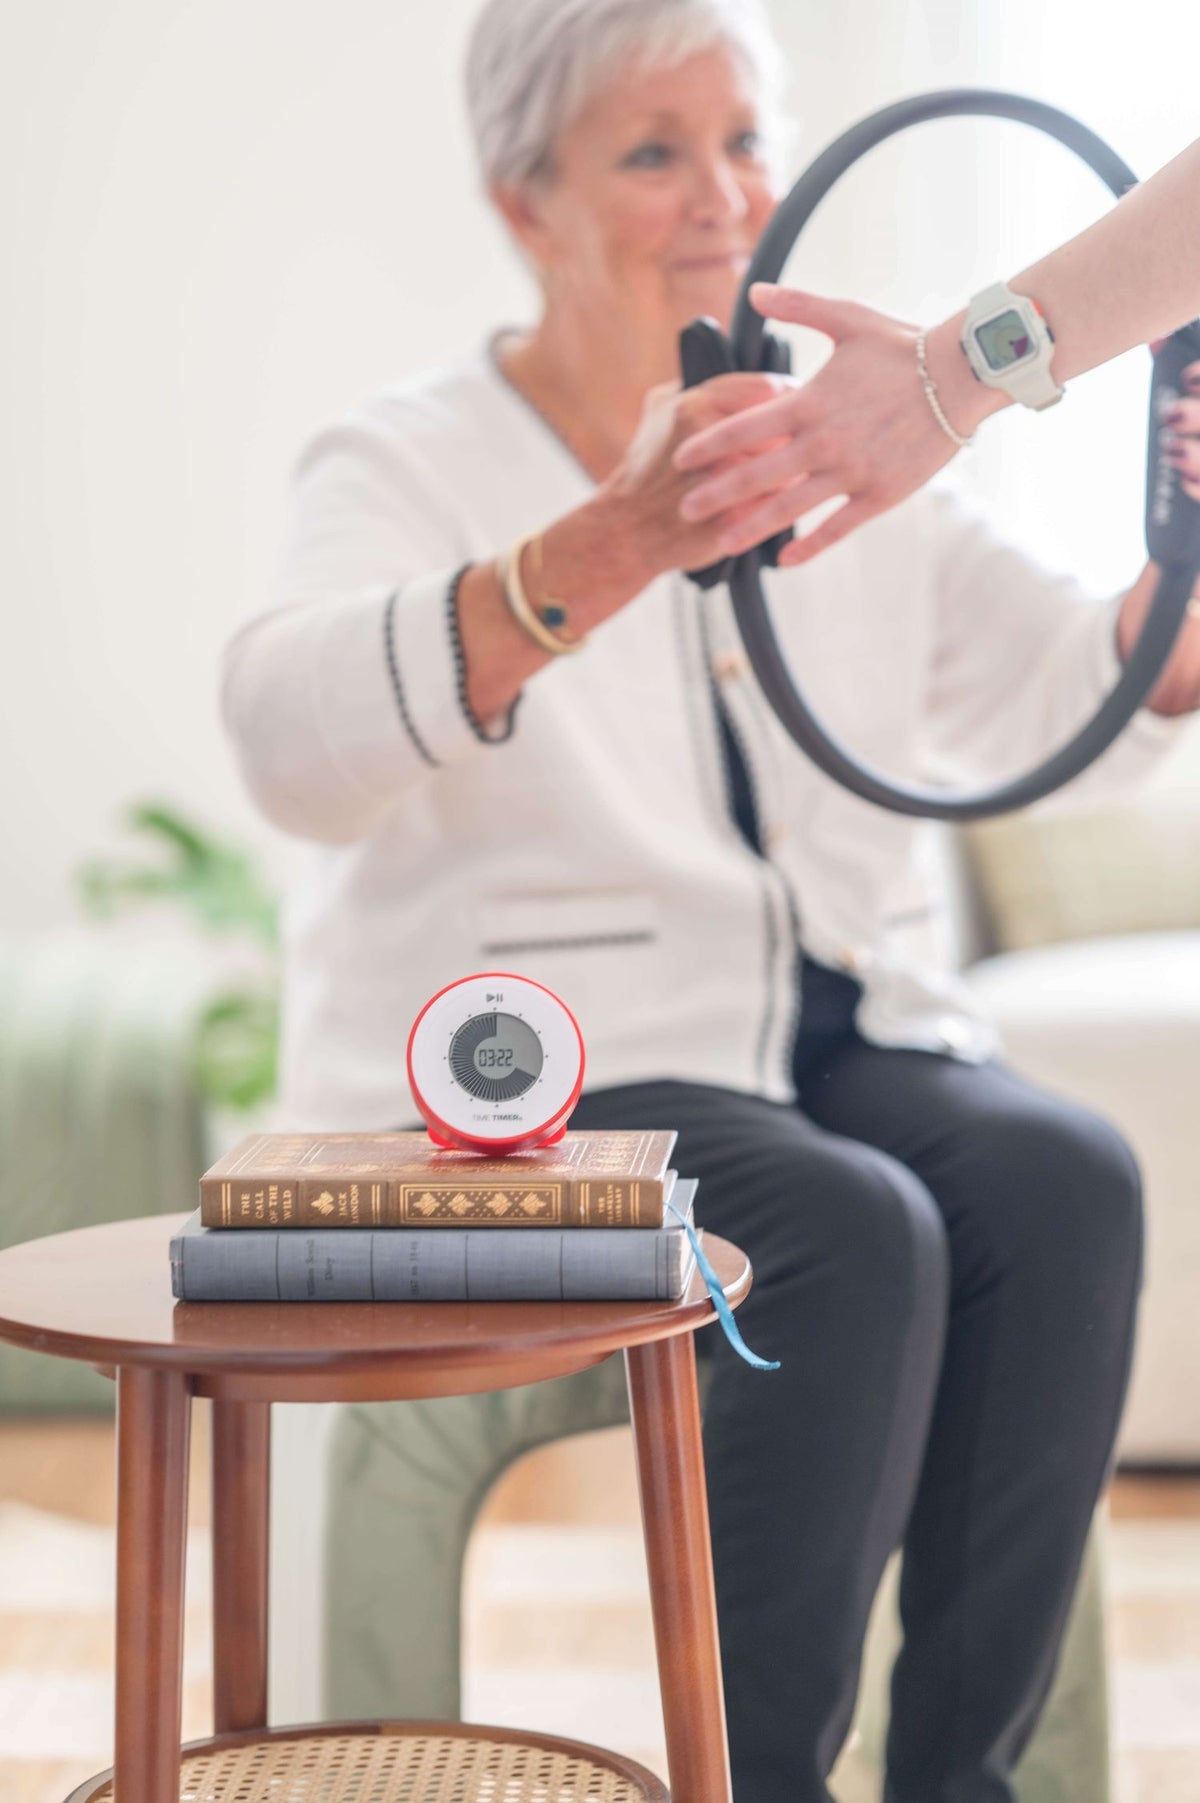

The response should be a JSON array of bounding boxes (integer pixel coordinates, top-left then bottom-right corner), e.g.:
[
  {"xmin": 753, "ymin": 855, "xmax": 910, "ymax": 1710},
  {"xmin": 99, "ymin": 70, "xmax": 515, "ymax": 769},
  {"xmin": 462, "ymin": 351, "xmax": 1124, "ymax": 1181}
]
[{"xmin": 221, "ymin": 3, "xmax": 1200, "ymax": 1800}]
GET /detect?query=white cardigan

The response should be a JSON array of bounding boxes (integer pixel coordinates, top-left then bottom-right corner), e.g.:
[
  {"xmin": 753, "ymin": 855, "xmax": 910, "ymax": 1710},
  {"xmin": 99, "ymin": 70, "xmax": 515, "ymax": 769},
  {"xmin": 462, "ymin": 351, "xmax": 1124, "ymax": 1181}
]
[{"xmin": 222, "ymin": 342, "xmax": 1175, "ymax": 1130}]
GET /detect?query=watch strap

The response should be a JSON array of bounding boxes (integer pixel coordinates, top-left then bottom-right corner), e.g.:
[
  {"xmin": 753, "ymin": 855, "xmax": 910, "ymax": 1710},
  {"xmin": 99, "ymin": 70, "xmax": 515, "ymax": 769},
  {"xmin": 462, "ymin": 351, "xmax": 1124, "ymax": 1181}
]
[
  {"xmin": 971, "ymin": 281, "xmax": 1016, "ymax": 317},
  {"xmin": 1004, "ymin": 362, "xmax": 1065, "ymax": 410}
]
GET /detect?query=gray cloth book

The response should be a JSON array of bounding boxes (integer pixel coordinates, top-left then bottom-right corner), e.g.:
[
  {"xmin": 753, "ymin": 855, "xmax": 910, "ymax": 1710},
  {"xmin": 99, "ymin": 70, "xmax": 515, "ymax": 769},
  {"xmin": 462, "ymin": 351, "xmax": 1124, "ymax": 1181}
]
[{"xmin": 170, "ymin": 1178, "xmax": 698, "ymax": 1302}]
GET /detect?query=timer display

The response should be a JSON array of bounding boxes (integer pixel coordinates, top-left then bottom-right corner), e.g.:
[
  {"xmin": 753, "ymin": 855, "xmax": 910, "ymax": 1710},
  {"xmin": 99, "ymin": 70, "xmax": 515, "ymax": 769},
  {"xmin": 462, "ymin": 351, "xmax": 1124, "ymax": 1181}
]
[{"xmin": 449, "ymin": 1011, "xmax": 544, "ymax": 1101}]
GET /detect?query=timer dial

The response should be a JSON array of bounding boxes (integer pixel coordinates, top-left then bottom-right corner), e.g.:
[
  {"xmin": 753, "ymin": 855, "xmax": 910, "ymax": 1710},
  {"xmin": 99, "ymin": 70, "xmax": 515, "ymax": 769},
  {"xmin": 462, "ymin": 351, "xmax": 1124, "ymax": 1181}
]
[{"xmin": 448, "ymin": 1011, "xmax": 544, "ymax": 1101}]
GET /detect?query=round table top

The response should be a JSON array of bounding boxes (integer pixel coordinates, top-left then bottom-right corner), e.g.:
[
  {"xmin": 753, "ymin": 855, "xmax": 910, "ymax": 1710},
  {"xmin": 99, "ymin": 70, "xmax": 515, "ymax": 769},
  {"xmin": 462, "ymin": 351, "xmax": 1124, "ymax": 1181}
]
[{"xmin": 0, "ymin": 1214, "xmax": 751, "ymax": 1386}]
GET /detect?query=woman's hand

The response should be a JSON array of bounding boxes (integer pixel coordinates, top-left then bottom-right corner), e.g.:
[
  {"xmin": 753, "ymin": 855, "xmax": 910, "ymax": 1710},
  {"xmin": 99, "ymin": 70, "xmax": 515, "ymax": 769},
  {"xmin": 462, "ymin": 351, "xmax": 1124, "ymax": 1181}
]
[
  {"xmin": 669, "ymin": 285, "xmax": 999, "ymax": 566},
  {"xmin": 1162, "ymin": 356, "xmax": 1200, "ymax": 503},
  {"xmin": 594, "ymin": 369, "xmax": 812, "ymax": 585},
  {"xmin": 1118, "ymin": 356, "xmax": 1200, "ymax": 716}
]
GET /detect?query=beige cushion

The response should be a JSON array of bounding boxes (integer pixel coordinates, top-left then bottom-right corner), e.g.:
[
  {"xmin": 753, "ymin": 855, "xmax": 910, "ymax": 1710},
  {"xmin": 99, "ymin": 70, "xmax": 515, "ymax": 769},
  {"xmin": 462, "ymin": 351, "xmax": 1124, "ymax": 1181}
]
[
  {"xmin": 966, "ymin": 800, "xmax": 1200, "ymax": 953},
  {"xmin": 965, "ymin": 931, "xmax": 1200, "ymax": 1462}
]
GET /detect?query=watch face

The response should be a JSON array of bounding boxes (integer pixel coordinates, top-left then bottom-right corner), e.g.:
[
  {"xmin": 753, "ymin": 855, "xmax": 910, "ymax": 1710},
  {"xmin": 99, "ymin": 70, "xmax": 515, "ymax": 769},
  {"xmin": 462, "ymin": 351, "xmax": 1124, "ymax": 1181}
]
[
  {"xmin": 976, "ymin": 307, "xmax": 1036, "ymax": 372},
  {"xmin": 448, "ymin": 1009, "xmax": 545, "ymax": 1103}
]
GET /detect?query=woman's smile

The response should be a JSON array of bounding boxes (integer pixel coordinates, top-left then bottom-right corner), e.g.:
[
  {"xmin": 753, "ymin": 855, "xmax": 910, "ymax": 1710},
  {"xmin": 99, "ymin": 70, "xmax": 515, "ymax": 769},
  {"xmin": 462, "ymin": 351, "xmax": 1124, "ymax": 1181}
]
[{"xmin": 670, "ymin": 251, "xmax": 751, "ymax": 270}]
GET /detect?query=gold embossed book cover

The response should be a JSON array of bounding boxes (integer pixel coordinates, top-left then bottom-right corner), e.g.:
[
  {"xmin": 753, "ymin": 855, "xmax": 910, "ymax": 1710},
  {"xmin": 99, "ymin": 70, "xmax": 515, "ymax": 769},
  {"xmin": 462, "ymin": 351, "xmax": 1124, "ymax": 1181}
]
[{"xmin": 199, "ymin": 1129, "xmax": 677, "ymax": 1229}]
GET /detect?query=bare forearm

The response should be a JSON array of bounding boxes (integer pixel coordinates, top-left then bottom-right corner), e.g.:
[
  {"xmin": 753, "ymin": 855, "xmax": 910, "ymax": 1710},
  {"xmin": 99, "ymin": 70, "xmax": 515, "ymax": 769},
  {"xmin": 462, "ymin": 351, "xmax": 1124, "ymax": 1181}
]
[
  {"xmin": 924, "ymin": 137, "xmax": 1200, "ymax": 440},
  {"xmin": 461, "ymin": 370, "xmax": 788, "ymax": 721},
  {"xmin": 458, "ymin": 493, "xmax": 653, "ymax": 726},
  {"xmin": 1017, "ymin": 138, "xmax": 1200, "ymax": 378}
]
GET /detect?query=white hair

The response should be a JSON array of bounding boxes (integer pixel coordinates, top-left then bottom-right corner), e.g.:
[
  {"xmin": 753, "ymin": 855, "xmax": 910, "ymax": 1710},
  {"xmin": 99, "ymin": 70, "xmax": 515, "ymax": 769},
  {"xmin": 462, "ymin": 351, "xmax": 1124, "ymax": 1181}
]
[{"xmin": 464, "ymin": 0, "xmax": 792, "ymax": 189}]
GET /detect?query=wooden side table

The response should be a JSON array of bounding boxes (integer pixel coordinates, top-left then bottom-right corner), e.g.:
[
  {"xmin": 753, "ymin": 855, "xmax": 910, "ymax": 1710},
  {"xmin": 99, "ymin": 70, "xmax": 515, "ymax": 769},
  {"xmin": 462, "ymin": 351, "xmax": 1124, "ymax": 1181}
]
[{"xmin": 0, "ymin": 1213, "xmax": 752, "ymax": 1803}]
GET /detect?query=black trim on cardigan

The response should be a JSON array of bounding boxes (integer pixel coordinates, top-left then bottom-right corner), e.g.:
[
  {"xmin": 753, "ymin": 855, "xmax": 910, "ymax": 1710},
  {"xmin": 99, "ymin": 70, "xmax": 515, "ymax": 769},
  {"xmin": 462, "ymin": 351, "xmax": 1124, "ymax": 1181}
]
[
  {"xmin": 737, "ymin": 645, "xmax": 807, "ymax": 1076},
  {"xmin": 383, "ymin": 589, "xmax": 440, "ymax": 768},
  {"xmin": 692, "ymin": 588, "xmax": 786, "ymax": 1095}
]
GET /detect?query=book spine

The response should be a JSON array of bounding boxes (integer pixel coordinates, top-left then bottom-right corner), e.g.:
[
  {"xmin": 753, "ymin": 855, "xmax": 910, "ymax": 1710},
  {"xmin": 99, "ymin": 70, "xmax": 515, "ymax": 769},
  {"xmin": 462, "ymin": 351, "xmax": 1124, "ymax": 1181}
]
[
  {"xmin": 170, "ymin": 1226, "xmax": 680, "ymax": 1302},
  {"xmin": 199, "ymin": 1174, "xmax": 662, "ymax": 1230}
]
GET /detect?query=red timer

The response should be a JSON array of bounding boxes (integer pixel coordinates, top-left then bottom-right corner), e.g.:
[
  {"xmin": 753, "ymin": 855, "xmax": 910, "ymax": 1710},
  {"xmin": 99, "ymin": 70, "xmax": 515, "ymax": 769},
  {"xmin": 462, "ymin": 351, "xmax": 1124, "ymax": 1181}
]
[{"xmin": 406, "ymin": 973, "xmax": 586, "ymax": 1154}]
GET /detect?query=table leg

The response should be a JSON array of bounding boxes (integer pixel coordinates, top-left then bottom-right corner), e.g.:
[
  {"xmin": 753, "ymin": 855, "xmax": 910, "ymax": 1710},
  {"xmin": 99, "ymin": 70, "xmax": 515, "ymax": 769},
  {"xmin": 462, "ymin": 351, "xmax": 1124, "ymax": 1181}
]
[
  {"xmin": 211, "ymin": 1398, "xmax": 271, "ymax": 1733},
  {"xmin": 625, "ymin": 1335, "xmax": 732, "ymax": 1803},
  {"xmin": 115, "ymin": 1365, "xmax": 192, "ymax": 1803}
]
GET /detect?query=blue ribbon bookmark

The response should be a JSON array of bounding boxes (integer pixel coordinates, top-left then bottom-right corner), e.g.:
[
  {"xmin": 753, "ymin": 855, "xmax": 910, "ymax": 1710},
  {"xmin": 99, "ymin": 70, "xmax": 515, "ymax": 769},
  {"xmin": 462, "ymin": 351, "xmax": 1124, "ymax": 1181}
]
[{"xmin": 666, "ymin": 1199, "xmax": 780, "ymax": 1371}]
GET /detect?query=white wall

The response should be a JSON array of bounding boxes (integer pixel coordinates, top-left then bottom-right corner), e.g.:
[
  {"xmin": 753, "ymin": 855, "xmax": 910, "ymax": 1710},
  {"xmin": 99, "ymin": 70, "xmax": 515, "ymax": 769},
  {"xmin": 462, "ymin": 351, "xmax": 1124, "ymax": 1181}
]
[{"xmin": 3, "ymin": 1, "xmax": 1198, "ymax": 933}]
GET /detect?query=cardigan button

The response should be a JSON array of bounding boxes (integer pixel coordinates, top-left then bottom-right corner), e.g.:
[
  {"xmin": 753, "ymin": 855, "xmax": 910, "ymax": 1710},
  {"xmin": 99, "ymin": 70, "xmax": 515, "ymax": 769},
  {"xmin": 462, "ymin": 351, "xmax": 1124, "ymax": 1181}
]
[
  {"xmin": 836, "ymin": 944, "xmax": 872, "ymax": 975},
  {"xmin": 712, "ymin": 652, "xmax": 747, "ymax": 682},
  {"xmin": 936, "ymin": 1016, "xmax": 973, "ymax": 1054}
]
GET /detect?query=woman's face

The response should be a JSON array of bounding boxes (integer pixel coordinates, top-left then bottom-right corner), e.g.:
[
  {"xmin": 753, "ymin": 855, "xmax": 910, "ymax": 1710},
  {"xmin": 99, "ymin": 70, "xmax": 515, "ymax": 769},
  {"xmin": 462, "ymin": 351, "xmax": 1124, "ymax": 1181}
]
[{"xmin": 503, "ymin": 43, "xmax": 778, "ymax": 364}]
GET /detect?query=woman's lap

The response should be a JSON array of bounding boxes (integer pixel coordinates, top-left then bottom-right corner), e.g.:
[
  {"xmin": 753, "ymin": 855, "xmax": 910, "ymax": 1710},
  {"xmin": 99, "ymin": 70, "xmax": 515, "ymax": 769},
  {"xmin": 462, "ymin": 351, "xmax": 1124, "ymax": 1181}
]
[
  {"xmin": 573, "ymin": 1064, "xmax": 954, "ymax": 1792},
  {"xmin": 807, "ymin": 1044, "xmax": 1142, "ymax": 1792},
  {"xmin": 569, "ymin": 1046, "xmax": 1143, "ymax": 1800},
  {"xmin": 571, "ymin": 1045, "xmax": 1142, "ymax": 1309}
]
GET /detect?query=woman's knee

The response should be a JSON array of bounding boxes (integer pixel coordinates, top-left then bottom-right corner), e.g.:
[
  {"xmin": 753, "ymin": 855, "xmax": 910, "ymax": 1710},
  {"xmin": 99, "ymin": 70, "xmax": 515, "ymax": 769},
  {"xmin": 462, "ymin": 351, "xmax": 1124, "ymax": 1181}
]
[
  {"xmin": 698, "ymin": 1142, "xmax": 949, "ymax": 1451},
  {"xmin": 846, "ymin": 1147, "xmax": 951, "ymax": 1322},
  {"xmin": 1063, "ymin": 1106, "xmax": 1143, "ymax": 1250},
  {"xmin": 743, "ymin": 1137, "xmax": 950, "ymax": 1337},
  {"xmin": 953, "ymin": 1088, "xmax": 1143, "ymax": 1287}
]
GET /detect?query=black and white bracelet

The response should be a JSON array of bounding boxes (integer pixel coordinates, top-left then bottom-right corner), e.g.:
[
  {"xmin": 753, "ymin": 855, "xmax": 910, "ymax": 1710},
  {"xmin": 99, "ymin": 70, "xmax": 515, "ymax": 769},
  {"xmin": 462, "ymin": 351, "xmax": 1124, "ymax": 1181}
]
[{"xmin": 445, "ymin": 564, "xmax": 520, "ymax": 744}]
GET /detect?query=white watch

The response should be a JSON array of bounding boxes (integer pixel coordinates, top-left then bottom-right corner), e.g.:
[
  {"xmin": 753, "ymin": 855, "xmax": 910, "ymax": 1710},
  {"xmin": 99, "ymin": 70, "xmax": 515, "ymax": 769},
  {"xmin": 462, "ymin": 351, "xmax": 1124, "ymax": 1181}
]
[{"xmin": 961, "ymin": 282, "xmax": 1063, "ymax": 411}]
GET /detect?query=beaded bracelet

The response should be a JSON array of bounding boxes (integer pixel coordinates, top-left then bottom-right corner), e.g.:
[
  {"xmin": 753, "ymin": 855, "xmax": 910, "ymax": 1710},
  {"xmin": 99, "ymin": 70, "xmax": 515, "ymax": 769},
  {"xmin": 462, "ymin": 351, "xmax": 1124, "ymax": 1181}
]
[
  {"xmin": 916, "ymin": 330, "xmax": 973, "ymax": 450},
  {"xmin": 444, "ymin": 564, "xmax": 521, "ymax": 744}
]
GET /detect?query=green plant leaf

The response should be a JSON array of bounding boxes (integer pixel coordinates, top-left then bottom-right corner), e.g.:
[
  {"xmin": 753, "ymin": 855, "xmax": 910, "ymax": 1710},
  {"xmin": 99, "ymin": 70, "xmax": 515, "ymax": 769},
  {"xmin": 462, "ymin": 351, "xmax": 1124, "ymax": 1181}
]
[
  {"xmin": 191, "ymin": 987, "xmax": 279, "ymax": 1113},
  {"xmin": 76, "ymin": 800, "xmax": 279, "ymax": 950},
  {"xmin": 76, "ymin": 800, "xmax": 283, "ymax": 1109}
]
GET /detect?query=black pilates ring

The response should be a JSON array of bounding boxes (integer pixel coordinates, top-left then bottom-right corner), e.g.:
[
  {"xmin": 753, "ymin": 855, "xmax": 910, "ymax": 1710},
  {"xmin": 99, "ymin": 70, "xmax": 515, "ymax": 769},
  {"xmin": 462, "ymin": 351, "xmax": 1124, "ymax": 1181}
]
[{"xmin": 679, "ymin": 89, "xmax": 1200, "ymax": 821}]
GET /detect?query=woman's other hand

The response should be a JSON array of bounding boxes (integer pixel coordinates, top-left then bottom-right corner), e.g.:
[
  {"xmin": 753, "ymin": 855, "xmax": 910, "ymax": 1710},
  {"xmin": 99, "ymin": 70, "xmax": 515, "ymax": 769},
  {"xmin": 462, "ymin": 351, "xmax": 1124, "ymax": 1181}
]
[
  {"xmin": 669, "ymin": 285, "xmax": 998, "ymax": 565},
  {"xmin": 1162, "ymin": 357, "xmax": 1200, "ymax": 503},
  {"xmin": 1117, "ymin": 355, "xmax": 1200, "ymax": 716},
  {"xmin": 597, "ymin": 369, "xmax": 812, "ymax": 582},
  {"xmin": 458, "ymin": 369, "xmax": 812, "ymax": 728}
]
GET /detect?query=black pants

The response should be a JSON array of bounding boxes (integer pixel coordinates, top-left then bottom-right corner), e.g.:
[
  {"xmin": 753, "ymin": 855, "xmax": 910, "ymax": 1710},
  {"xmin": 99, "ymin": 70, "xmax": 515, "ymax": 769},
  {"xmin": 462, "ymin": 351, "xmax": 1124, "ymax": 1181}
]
[{"xmin": 569, "ymin": 1038, "xmax": 1142, "ymax": 1803}]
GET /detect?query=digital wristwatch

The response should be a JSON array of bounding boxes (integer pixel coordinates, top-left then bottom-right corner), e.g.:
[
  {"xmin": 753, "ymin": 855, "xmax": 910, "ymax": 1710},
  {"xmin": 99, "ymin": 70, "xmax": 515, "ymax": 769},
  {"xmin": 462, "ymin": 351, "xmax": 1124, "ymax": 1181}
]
[{"xmin": 961, "ymin": 281, "xmax": 1064, "ymax": 410}]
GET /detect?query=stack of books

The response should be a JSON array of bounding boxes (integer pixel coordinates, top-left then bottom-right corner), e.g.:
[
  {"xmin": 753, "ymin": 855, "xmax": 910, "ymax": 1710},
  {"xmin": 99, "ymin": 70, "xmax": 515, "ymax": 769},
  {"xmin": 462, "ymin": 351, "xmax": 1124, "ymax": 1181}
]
[{"xmin": 169, "ymin": 1129, "xmax": 699, "ymax": 1302}]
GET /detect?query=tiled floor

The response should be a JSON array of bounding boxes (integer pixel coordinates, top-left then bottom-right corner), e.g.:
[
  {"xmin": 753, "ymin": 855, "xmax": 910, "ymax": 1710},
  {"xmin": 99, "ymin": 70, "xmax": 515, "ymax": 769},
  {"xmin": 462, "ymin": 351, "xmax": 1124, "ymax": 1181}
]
[{"xmin": 0, "ymin": 1412, "xmax": 1197, "ymax": 1801}]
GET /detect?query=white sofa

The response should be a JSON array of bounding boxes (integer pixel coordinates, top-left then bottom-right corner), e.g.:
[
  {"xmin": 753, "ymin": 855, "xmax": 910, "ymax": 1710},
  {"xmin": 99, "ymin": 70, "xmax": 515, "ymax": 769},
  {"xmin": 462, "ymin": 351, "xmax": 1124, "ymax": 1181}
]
[
  {"xmin": 962, "ymin": 919, "xmax": 1200, "ymax": 1463},
  {"xmin": 926, "ymin": 785, "xmax": 1200, "ymax": 1465}
]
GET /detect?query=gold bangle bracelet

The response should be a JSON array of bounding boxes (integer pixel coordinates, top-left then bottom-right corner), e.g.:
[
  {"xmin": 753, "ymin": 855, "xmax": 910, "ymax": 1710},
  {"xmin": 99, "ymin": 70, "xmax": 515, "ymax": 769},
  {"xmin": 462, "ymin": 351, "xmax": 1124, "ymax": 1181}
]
[
  {"xmin": 527, "ymin": 533, "xmax": 582, "ymax": 639},
  {"xmin": 499, "ymin": 533, "xmax": 587, "ymax": 656}
]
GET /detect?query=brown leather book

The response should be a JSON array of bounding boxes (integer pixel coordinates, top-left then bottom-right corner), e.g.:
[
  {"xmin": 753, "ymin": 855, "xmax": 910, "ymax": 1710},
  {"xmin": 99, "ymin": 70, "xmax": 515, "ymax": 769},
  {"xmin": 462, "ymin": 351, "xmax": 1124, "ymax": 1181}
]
[{"xmin": 199, "ymin": 1129, "xmax": 678, "ymax": 1229}]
